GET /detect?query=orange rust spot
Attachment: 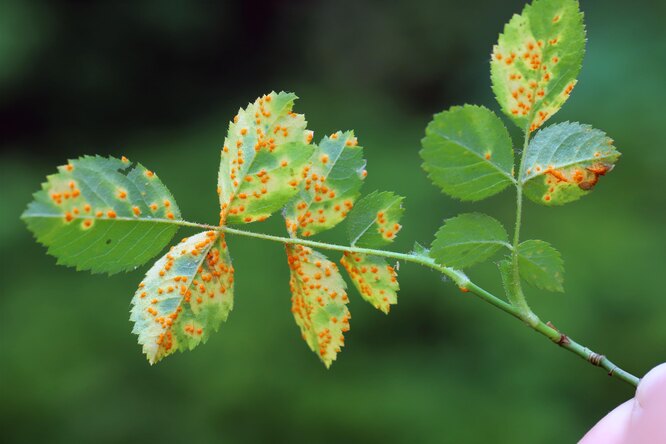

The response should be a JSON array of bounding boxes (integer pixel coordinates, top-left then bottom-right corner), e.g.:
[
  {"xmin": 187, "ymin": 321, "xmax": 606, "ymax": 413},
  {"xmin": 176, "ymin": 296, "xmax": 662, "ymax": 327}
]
[
  {"xmin": 107, "ymin": 210, "xmax": 117, "ymax": 219},
  {"xmin": 132, "ymin": 206, "xmax": 141, "ymax": 216}
]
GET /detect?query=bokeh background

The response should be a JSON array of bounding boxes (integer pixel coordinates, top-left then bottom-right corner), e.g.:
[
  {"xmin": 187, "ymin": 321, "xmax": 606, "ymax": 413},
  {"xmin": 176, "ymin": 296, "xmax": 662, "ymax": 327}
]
[{"xmin": 1, "ymin": 0, "xmax": 665, "ymax": 442}]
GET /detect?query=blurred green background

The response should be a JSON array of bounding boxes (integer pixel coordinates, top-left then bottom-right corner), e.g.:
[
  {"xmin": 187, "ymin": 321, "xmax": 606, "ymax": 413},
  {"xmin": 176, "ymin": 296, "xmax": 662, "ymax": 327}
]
[{"xmin": 1, "ymin": 0, "xmax": 665, "ymax": 442}]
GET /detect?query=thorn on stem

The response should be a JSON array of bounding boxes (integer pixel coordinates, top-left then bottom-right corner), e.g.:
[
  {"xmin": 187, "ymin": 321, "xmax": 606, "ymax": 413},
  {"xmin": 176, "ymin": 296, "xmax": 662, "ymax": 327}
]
[{"xmin": 546, "ymin": 321, "xmax": 570, "ymax": 345}]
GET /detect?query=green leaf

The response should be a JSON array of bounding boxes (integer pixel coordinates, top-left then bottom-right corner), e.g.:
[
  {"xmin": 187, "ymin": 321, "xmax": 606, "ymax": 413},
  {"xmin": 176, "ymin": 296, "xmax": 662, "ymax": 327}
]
[
  {"xmin": 340, "ymin": 252, "xmax": 398, "ymax": 314},
  {"xmin": 520, "ymin": 122, "xmax": 620, "ymax": 205},
  {"xmin": 431, "ymin": 213, "xmax": 509, "ymax": 268},
  {"xmin": 491, "ymin": 0, "xmax": 585, "ymax": 132},
  {"xmin": 22, "ymin": 155, "xmax": 181, "ymax": 274},
  {"xmin": 218, "ymin": 91, "xmax": 315, "ymax": 224},
  {"xmin": 421, "ymin": 105, "xmax": 515, "ymax": 201},
  {"xmin": 517, "ymin": 240, "xmax": 564, "ymax": 292},
  {"xmin": 284, "ymin": 131, "xmax": 366, "ymax": 237},
  {"xmin": 130, "ymin": 230, "xmax": 234, "ymax": 364},
  {"xmin": 346, "ymin": 190, "xmax": 404, "ymax": 248},
  {"xmin": 286, "ymin": 244, "xmax": 350, "ymax": 368},
  {"xmin": 411, "ymin": 241, "xmax": 431, "ymax": 259}
]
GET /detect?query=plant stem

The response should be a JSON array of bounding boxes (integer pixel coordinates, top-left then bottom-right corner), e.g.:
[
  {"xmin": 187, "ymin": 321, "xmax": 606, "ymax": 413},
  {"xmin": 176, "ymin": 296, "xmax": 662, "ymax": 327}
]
[
  {"xmin": 159, "ymin": 217, "xmax": 640, "ymax": 388},
  {"xmin": 506, "ymin": 128, "xmax": 537, "ymax": 322}
]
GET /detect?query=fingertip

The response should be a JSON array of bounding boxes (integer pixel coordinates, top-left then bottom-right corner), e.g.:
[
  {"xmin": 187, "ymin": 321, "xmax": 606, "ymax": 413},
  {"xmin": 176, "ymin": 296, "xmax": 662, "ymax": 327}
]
[
  {"xmin": 635, "ymin": 363, "xmax": 666, "ymax": 410},
  {"xmin": 579, "ymin": 399, "xmax": 632, "ymax": 444}
]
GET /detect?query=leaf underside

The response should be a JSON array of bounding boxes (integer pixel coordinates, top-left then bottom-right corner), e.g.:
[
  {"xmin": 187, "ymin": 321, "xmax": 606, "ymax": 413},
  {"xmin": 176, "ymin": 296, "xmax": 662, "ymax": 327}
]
[
  {"xmin": 517, "ymin": 239, "xmax": 564, "ymax": 292},
  {"xmin": 431, "ymin": 213, "xmax": 509, "ymax": 269},
  {"xmin": 130, "ymin": 231, "xmax": 234, "ymax": 364},
  {"xmin": 491, "ymin": 0, "xmax": 585, "ymax": 132},
  {"xmin": 421, "ymin": 105, "xmax": 515, "ymax": 201},
  {"xmin": 217, "ymin": 91, "xmax": 314, "ymax": 225},
  {"xmin": 287, "ymin": 244, "xmax": 350, "ymax": 368},
  {"xmin": 340, "ymin": 252, "xmax": 399, "ymax": 314},
  {"xmin": 346, "ymin": 190, "xmax": 404, "ymax": 248},
  {"xmin": 284, "ymin": 131, "xmax": 366, "ymax": 237},
  {"xmin": 22, "ymin": 155, "xmax": 181, "ymax": 274},
  {"xmin": 520, "ymin": 122, "xmax": 620, "ymax": 205}
]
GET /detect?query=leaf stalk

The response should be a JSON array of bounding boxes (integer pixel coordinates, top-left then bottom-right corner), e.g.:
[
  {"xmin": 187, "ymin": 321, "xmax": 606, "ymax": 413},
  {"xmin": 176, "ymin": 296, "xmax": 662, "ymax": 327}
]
[{"xmin": 157, "ymin": 216, "xmax": 640, "ymax": 388}]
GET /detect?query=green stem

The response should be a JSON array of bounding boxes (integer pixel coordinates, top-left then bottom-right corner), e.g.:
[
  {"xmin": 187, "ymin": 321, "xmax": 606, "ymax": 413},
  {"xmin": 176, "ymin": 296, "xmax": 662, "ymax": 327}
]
[
  {"xmin": 506, "ymin": 127, "xmax": 537, "ymax": 324},
  {"xmin": 160, "ymin": 217, "xmax": 639, "ymax": 388}
]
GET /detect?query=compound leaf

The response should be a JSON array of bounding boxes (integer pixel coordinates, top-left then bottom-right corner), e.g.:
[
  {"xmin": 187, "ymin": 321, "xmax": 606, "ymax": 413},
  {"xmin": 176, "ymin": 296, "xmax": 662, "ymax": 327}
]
[
  {"xmin": 491, "ymin": 0, "xmax": 585, "ymax": 132},
  {"xmin": 517, "ymin": 239, "xmax": 564, "ymax": 292},
  {"xmin": 421, "ymin": 105, "xmax": 515, "ymax": 201},
  {"xmin": 22, "ymin": 155, "xmax": 181, "ymax": 274},
  {"xmin": 520, "ymin": 122, "xmax": 620, "ymax": 205},
  {"xmin": 341, "ymin": 252, "xmax": 398, "ymax": 314},
  {"xmin": 130, "ymin": 230, "xmax": 234, "ymax": 364},
  {"xmin": 218, "ymin": 91, "xmax": 314, "ymax": 224},
  {"xmin": 284, "ymin": 131, "xmax": 366, "ymax": 237},
  {"xmin": 346, "ymin": 190, "xmax": 404, "ymax": 248},
  {"xmin": 286, "ymin": 244, "xmax": 350, "ymax": 368},
  {"xmin": 431, "ymin": 213, "xmax": 509, "ymax": 268}
]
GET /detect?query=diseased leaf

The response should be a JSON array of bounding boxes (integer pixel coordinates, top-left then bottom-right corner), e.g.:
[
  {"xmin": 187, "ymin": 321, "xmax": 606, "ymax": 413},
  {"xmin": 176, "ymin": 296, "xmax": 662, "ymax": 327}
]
[
  {"xmin": 217, "ymin": 91, "xmax": 314, "ymax": 224},
  {"xmin": 517, "ymin": 239, "xmax": 564, "ymax": 292},
  {"xmin": 421, "ymin": 105, "xmax": 515, "ymax": 201},
  {"xmin": 284, "ymin": 131, "xmax": 366, "ymax": 237},
  {"xmin": 491, "ymin": 0, "xmax": 585, "ymax": 132},
  {"xmin": 520, "ymin": 122, "xmax": 620, "ymax": 205},
  {"xmin": 431, "ymin": 213, "xmax": 509, "ymax": 268},
  {"xmin": 341, "ymin": 192, "xmax": 403, "ymax": 312},
  {"xmin": 340, "ymin": 252, "xmax": 398, "ymax": 314},
  {"xmin": 130, "ymin": 231, "xmax": 234, "ymax": 364},
  {"xmin": 346, "ymin": 190, "xmax": 404, "ymax": 248},
  {"xmin": 286, "ymin": 244, "xmax": 350, "ymax": 368},
  {"xmin": 22, "ymin": 155, "xmax": 181, "ymax": 274}
]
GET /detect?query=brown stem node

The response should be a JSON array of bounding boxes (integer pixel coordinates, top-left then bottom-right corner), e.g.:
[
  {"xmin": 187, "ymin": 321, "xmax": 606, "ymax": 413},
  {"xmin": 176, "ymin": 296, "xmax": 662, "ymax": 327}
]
[
  {"xmin": 588, "ymin": 353, "xmax": 605, "ymax": 366},
  {"xmin": 546, "ymin": 321, "xmax": 570, "ymax": 345}
]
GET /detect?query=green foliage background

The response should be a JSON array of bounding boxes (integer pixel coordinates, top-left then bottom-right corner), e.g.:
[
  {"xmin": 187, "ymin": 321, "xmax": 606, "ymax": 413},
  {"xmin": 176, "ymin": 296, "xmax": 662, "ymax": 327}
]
[{"xmin": 1, "ymin": 0, "xmax": 664, "ymax": 442}]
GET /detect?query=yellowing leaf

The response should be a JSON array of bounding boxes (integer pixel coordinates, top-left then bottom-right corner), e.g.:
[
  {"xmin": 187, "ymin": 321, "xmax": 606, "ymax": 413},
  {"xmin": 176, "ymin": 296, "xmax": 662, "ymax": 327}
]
[
  {"xmin": 284, "ymin": 131, "xmax": 366, "ymax": 237},
  {"xmin": 286, "ymin": 244, "xmax": 350, "ymax": 368},
  {"xmin": 22, "ymin": 155, "xmax": 181, "ymax": 274},
  {"xmin": 130, "ymin": 231, "xmax": 234, "ymax": 364},
  {"xmin": 491, "ymin": 0, "xmax": 585, "ymax": 132},
  {"xmin": 218, "ymin": 91, "xmax": 314, "ymax": 224},
  {"xmin": 341, "ymin": 252, "xmax": 398, "ymax": 314},
  {"xmin": 520, "ymin": 122, "xmax": 620, "ymax": 205}
]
